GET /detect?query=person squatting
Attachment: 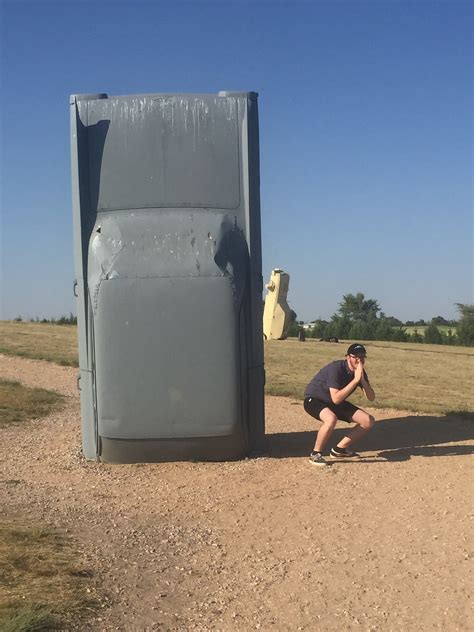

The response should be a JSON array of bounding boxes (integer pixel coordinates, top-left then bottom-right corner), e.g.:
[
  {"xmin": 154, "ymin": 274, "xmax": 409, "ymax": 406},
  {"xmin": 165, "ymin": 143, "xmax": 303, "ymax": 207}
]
[{"xmin": 304, "ymin": 343, "xmax": 376, "ymax": 466}]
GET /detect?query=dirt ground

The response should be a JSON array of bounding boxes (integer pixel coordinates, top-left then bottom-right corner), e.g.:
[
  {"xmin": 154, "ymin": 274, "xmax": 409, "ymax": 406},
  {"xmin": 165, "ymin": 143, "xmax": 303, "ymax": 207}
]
[{"xmin": 1, "ymin": 354, "xmax": 473, "ymax": 631}]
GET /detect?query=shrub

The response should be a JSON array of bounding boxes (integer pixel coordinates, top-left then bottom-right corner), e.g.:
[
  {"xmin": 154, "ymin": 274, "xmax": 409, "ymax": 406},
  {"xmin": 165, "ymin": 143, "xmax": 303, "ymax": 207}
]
[
  {"xmin": 424, "ymin": 323, "xmax": 443, "ymax": 344},
  {"xmin": 456, "ymin": 304, "xmax": 474, "ymax": 346}
]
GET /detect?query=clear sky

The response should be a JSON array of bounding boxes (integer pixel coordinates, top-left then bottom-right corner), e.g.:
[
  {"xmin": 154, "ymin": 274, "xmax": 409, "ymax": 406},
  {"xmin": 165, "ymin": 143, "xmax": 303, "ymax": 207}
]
[{"xmin": 0, "ymin": 0, "xmax": 472, "ymax": 323}]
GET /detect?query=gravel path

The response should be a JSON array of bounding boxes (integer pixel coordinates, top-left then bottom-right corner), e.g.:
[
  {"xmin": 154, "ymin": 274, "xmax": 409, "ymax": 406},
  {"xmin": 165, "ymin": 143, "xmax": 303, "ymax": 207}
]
[{"xmin": 1, "ymin": 354, "xmax": 473, "ymax": 630}]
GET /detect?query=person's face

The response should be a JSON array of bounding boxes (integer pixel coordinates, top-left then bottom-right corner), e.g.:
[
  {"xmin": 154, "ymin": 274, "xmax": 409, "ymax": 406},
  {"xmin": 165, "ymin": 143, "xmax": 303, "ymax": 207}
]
[{"xmin": 347, "ymin": 353, "xmax": 366, "ymax": 371}]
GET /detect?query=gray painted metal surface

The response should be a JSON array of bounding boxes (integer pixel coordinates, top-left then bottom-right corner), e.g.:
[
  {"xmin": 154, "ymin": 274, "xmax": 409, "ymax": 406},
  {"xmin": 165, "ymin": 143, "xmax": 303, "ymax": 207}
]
[{"xmin": 70, "ymin": 92, "xmax": 265, "ymax": 463}]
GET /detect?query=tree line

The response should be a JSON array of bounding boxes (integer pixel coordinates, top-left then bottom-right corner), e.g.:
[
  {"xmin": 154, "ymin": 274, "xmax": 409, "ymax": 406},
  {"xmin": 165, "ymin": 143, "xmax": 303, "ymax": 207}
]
[
  {"xmin": 13, "ymin": 296, "xmax": 474, "ymax": 347},
  {"xmin": 13, "ymin": 313, "xmax": 78, "ymax": 325},
  {"xmin": 288, "ymin": 293, "xmax": 474, "ymax": 347}
]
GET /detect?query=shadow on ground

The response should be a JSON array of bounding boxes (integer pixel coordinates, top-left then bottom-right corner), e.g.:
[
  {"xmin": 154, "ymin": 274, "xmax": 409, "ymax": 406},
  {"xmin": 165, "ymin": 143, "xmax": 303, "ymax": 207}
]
[{"xmin": 267, "ymin": 414, "xmax": 474, "ymax": 462}]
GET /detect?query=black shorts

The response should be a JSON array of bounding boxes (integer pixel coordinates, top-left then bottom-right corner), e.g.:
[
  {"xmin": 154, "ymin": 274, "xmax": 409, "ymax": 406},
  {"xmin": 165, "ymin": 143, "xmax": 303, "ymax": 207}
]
[{"xmin": 304, "ymin": 397, "xmax": 359, "ymax": 423}]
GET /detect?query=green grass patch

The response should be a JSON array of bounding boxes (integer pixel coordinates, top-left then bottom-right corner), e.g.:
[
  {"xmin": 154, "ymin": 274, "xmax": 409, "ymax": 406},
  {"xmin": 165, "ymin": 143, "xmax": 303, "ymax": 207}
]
[
  {"xmin": 264, "ymin": 339, "xmax": 474, "ymax": 415},
  {"xmin": 404, "ymin": 325, "xmax": 456, "ymax": 337},
  {"xmin": 0, "ymin": 322, "xmax": 79, "ymax": 367},
  {"xmin": 0, "ymin": 379, "xmax": 65, "ymax": 427},
  {"xmin": 0, "ymin": 522, "xmax": 99, "ymax": 631}
]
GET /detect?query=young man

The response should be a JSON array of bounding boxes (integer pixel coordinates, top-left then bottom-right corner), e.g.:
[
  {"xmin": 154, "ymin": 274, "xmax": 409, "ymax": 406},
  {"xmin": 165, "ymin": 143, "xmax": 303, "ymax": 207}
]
[{"xmin": 304, "ymin": 343, "xmax": 376, "ymax": 466}]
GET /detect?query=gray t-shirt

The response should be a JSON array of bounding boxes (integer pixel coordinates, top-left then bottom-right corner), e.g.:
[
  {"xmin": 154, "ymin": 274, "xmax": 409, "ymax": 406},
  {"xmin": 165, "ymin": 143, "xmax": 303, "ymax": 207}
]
[{"xmin": 304, "ymin": 360, "xmax": 368, "ymax": 403}]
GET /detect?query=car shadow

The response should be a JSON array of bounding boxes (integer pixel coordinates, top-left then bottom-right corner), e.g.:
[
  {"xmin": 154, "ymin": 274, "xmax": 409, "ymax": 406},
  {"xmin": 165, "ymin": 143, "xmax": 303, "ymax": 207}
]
[{"xmin": 266, "ymin": 414, "xmax": 474, "ymax": 461}]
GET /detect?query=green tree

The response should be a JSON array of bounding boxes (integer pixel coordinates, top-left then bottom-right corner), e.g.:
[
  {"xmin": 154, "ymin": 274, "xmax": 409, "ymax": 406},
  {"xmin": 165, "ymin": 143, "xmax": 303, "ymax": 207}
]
[
  {"xmin": 310, "ymin": 319, "xmax": 330, "ymax": 339},
  {"xmin": 331, "ymin": 293, "xmax": 381, "ymax": 339},
  {"xmin": 384, "ymin": 316, "xmax": 403, "ymax": 327},
  {"xmin": 286, "ymin": 311, "xmax": 300, "ymax": 338},
  {"xmin": 349, "ymin": 321, "xmax": 375, "ymax": 340},
  {"xmin": 424, "ymin": 323, "xmax": 443, "ymax": 344},
  {"xmin": 409, "ymin": 328, "xmax": 424, "ymax": 343},
  {"xmin": 375, "ymin": 319, "xmax": 394, "ymax": 341},
  {"xmin": 390, "ymin": 327, "xmax": 409, "ymax": 342},
  {"xmin": 432, "ymin": 315, "xmax": 450, "ymax": 326},
  {"xmin": 455, "ymin": 303, "xmax": 474, "ymax": 346},
  {"xmin": 445, "ymin": 328, "xmax": 456, "ymax": 344},
  {"xmin": 338, "ymin": 293, "xmax": 380, "ymax": 322},
  {"xmin": 328, "ymin": 314, "xmax": 352, "ymax": 339},
  {"xmin": 57, "ymin": 312, "xmax": 77, "ymax": 325}
]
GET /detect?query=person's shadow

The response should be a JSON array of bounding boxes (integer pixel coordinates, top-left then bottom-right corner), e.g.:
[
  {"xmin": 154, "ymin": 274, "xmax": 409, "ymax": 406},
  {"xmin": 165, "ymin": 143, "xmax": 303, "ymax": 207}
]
[{"xmin": 266, "ymin": 413, "xmax": 474, "ymax": 462}]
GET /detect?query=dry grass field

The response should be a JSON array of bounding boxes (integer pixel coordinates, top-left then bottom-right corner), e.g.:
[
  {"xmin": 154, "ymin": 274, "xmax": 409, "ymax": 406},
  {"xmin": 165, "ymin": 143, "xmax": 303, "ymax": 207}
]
[
  {"xmin": 0, "ymin": 327, "xmax": 473, "ymax": 630},
  {"xmin": 265, "ymin": 338, "xmax": 474, "ymax": 414},
  {"xmin": 2, "ymin": 321, "xmax": 473, "ymax": 415},
  {"xmin": 0, "ymin": 321, "xmax": 78, "ymax": 366}
]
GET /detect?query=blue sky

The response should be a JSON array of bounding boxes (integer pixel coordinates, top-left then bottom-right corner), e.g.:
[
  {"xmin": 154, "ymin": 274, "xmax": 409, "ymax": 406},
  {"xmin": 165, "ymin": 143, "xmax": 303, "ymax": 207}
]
[{"xmin": 1, "ymin": 0, "xmax": 472, "ymax": 322}]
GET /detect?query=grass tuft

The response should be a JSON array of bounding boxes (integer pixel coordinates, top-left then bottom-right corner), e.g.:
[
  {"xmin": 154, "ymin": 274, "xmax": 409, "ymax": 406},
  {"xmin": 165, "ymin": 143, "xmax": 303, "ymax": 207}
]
[
  {"xmin": 0, "ymin": 523, "xmax": 100, "ymax": 631},
  {"xmin": 0, "ymin": 347, "xmax": 78, "ymax": 367},
  {"xmin": 1, "ymin": 604, "xmax": 58, "ymax": 632},
  {"xmin": 0, "ymin": 379, "xmax": 65, "ymax": 427}
]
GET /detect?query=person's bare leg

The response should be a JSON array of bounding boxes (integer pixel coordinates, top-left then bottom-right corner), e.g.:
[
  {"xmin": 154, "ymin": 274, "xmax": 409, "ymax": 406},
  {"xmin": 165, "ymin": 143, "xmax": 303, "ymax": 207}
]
[
  {"xmin": 314, "ymin": 408, "xmax": 338, "ymax": 453},
  {"xmin": 336, "ymin": 409, "xmax": 375, "ymax": 450}
]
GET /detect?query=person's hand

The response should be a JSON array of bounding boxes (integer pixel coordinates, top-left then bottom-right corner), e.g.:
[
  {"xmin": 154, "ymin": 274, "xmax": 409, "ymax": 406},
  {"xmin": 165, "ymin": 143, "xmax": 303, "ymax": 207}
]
[{"xmin": 354, "ymin": 360, "xmax": 364, "ymax": 383}]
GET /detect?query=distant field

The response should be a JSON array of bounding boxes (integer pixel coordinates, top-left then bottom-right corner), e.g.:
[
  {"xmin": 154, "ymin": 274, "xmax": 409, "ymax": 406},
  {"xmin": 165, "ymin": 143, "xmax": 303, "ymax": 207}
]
[
  {"xmin": 0, "ymin": 322, "xmax": 78, "ymax": 366},
  {"xmin": 404, "ymin": 325, "xmax": 456, "ymax": 336},
  {"xmin": 1, "ymin": 322, "xmax": 472, "ymax": 415}
]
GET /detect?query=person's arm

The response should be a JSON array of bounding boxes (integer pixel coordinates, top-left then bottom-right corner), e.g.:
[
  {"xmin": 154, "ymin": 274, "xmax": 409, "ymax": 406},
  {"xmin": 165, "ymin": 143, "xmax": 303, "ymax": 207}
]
[
  {"xmin": 360, "ymin": 372, "xmax": 375, "ymax": 401},
  {"xmin": 329, "ymin": 362, "xmax": 364, "ymax": 405}
]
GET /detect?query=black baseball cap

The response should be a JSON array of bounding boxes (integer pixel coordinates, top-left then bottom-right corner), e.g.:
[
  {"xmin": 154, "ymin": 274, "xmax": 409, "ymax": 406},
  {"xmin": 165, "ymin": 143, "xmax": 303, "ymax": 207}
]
[{"xmin": 346, "ymin": 343, "xmax": 367, "ymax": 357}]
